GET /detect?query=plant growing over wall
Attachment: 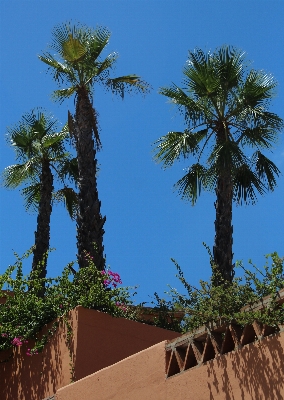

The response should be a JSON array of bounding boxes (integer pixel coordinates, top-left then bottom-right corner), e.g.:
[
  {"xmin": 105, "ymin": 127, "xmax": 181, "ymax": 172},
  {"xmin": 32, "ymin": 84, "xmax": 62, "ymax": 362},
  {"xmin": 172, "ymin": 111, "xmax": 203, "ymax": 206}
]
[
  {"xmin": 0, "ymin": 248, "xmax": 136, "ymax": 359},
  {"xmin": 152, "ymin": 252, "xmax": 284, "ymax": 333}
]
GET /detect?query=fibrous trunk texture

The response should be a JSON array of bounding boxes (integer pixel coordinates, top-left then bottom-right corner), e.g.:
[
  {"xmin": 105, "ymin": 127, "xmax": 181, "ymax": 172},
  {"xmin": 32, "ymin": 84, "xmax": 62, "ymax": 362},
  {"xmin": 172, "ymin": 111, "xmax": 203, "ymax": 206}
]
[
  {"xmin": 32, "ymin": 159, "xmax": 53, "ymax": 295},
  {"xmin": 74, "ymin": 87, "xmax": 106, "ymax": 270},
  {"xmin": 213, "ymin": 128, "xmax": 234, "ymax": 283}
]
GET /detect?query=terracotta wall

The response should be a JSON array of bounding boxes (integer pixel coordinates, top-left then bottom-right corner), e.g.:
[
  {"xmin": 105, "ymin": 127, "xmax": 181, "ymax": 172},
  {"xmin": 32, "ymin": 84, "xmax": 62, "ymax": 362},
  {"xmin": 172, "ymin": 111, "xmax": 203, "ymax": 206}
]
[
  {"xmin": 56, "ymin": 330, "xmax": 284, "ymax": 400},
  {"xmin": 0, "ymin": 306, "xmax": 180, "ymax": 400}
]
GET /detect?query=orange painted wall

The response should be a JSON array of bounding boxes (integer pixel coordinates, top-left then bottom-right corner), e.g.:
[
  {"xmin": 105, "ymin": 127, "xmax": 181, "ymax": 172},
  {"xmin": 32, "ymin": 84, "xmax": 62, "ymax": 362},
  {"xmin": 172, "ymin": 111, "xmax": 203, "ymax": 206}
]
[
  {"xmin": 56, "ymin": 330, "xmax": 284, "ymax": 400},
  {"xmin": 0, "ymin": 306, "xmax": 180, "ymax": 400}
]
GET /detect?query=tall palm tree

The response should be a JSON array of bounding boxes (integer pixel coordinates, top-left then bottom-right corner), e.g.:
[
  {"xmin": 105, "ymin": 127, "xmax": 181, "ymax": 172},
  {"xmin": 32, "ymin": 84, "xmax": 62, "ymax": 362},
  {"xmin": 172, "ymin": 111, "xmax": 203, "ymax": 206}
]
[
  {"xmin": 39, "ymin": 22, "xmax": 150, "ymax": 270},
  {"xmin": 3, "ymin": 108, "xmax": 78, "ymax": 288},
  {"xmin": 154, "ymin": 46, "xmax": 283, "ymax": 283}
]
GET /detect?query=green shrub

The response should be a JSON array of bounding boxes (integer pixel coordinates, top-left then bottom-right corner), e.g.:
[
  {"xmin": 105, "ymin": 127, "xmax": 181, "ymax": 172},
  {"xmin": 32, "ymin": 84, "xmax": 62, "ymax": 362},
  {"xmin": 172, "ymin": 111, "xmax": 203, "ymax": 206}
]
[
  {"xmin": 0, "ymin": 248, "xmax": 136, "ymax": 357},
  {"xmin": 152, "ymin": 252, "xmax": 284, "ymax": 333}
]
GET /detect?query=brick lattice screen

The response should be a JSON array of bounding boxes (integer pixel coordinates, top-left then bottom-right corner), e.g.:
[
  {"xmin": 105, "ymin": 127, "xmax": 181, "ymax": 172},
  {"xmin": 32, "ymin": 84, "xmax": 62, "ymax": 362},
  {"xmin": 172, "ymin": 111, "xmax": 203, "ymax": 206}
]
[{"xmin": 166, "ymin": 320, "xmax": 284, "ymax": 378}]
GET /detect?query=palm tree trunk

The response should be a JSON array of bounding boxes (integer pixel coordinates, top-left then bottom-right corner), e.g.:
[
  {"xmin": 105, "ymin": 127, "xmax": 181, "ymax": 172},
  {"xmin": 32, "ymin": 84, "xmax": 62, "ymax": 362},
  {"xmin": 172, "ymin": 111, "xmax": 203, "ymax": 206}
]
[
  {"xmin": 74, "ymin": 86, "xmax": 106, "ymax": 270},
  {"xmin": 213, "ymin": 129, "xmax": 234, "ymax": 283},
  {"xmin": 32, "ymin": 159, "xmax": 53, "ymax": 294},
  {"xmin": 213, "ymin": 172, "xmax": 234, "ymax": 283}
]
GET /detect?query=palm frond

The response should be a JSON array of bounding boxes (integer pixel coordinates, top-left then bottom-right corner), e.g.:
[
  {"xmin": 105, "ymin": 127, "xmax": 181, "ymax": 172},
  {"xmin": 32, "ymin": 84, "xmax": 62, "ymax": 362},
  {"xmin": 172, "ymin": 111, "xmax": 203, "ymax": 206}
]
[
  {"xmin": 52, "ymin": 187, "xmax": 78, "ymax": 219},
  {"xmin": 252, "ymin": 151, "xmax": 281, "ymax": 191},
  {"xmin": 233, "ymin": 164, "xmax": 265, "ymax": 204},
  {"xmin": 159, "ymin": 85, "xmax": 206, "ymax": 124},
  {"xmin": 62, "ymin": 34, "xmax": 87, "ymax": 62},
  {"xmin": 52, "ymin": 87, "xmax": 77, "ymax": 102},
  {"xmin": 57, "ymin": 157, "xmax": 79, "ymax": 185},
  {"xmin": 95, "ymin": 52, "xmax": 118, "ymax": 77},
  {"xmin": 38, "ymin": 53, "xmax": 76, "ymax": 84},
  {"xmin": 22, "ymin": 183, "xmax": 41, "ymax": 211},
  {"xmin": 106, "ymin": 75, "xmax": 151, "ymax": 98},
  {"xmin": 41, "ymin": 130, "xmax": 68, "ymax": 149},
  {"xmin": 238, "ymin": 125, "xmax": 279, "ymax": 149},
  {"xmin": 215, "ymin": 46, "xmax": 245, "ymax": 91},
  {"xmin": 209, "ymin": 140, "xmax": 247, "ymax": 170},
  {"xmin": 175, "ymin": 163, "xmax": 211, "ymax": 204},
  {"xmin": 154, "ymin": 129, "xmax": 207, "ymax": 167},
  {"xmin": 184, "ymin": 49, "xmax": 220, "ymax": 98},
  {"xmin": 88, "ymin": 26, "xmax": 111, "ymax": 60},
  {"xmin": 2, "ymin": 162, "xmax": 38, "ymax": 189}
]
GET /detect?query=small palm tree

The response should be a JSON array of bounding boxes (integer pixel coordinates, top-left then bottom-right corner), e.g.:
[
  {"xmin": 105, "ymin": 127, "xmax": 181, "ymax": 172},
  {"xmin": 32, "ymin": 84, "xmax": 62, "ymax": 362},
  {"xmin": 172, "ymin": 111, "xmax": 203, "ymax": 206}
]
[
  {"xmin": 39, "ymin": 22, "xmax": 150, "ymax": 269},
  {"xmin": 3, "ymin": 108, "xmax": 78, "ymax": 290},
  {"xmin": 154, "ymin": 46, "xmax": 283, "ymax": 283}
]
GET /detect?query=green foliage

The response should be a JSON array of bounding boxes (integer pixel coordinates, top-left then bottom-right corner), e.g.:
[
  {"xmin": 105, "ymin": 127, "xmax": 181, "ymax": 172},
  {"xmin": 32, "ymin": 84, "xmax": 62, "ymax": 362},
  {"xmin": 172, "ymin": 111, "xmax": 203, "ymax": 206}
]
[
  {"xmin": 0, "ymin": 249, "xmax": 136, "ymax": 357},
  {"xmin": 153, "ymin": 253, "xmax": 284, "ymax": 333},
  {"xmin": 39, "ymin": 22, "xmax": 151, "ymax": 103},
  {"xmin": 154, "ymin": 46, "xmax": 283, "ymax": 205},
  {"xmin": 2, "ymin": 108, "xmax": 78, "ymax": 217}
]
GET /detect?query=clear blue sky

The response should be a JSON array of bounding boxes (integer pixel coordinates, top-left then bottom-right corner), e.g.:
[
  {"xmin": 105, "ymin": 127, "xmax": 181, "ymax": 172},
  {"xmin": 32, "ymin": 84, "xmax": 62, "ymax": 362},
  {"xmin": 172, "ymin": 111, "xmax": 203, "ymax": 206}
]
[{"xmin": 0, "ymin": 1, "xmax": 283, "ymax": 303}]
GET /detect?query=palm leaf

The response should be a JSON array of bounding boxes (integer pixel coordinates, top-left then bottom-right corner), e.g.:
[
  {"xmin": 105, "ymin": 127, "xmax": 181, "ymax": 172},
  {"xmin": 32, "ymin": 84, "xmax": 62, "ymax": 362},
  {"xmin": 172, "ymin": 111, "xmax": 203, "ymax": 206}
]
[
  {"xmin": 41, "ymin": 130, "xmax": 68, "ymax": 148},
  {"xmin": 2, "ymin": 160, "xmax": 39, "ymax": 188},
  {"xmin": 38, "ymin": 53, "xmax": 77, "ymax": 85},
  {"xmin": 209, "ymin": 140, "xmax": 246, "ymax": 170},
  {"xmin": 106, "ymin": 74, "xmax": 151, "ymax": 98},
  {"xmin": 62, "ymin": 34, "xmax": 87, "ymax": 62},
  {"xmin": 233, "ymin": 164, "xmax": 265, "ymax": 204},
  {"xmin": 175, "ymin": 163, "xmax": 210, "ymax": 204},
  {"xmin": 154, "ymin": 129, "xmax": 207, "ymax": 167},
  {"xmin": 52, "ymin": 87, "xmax": 77, "ymax": 102},
  {"xmin": 22, "ymin": 183, "xmax": 41, "ymax": 211},
  {"xmin": 88, "ymin": 27, "xmax": 111, "ymax": 60},
  {"xmin": 237, "ymin": 125, "xmax": 278, "ymax": 149},
  {"xmin": 53, "ymin": 187, "xmax": 78, "ymax": 219},
  {"xmin": 57, "ymin": 157, "xmax": 79, "ymax": 185},
  {"xmin": 253, "ymin": 151, "xmax": 281, "ymax": 191}
]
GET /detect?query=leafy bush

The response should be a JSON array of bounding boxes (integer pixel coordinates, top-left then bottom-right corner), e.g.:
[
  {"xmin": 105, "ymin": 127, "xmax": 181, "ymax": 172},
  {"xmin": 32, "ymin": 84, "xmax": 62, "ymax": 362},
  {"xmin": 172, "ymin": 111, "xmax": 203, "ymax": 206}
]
[
  {"xmin": 0, "ymin": 249, "xmax": 136, "ymax": 356},
  {"xmin": 152, "ymin": 252, "xmax": 284, "ymax": 333}
]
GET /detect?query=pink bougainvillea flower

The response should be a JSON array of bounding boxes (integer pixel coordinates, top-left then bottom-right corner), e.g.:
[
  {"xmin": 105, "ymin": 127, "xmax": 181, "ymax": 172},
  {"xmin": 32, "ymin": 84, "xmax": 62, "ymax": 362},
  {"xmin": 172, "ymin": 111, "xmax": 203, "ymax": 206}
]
[{"xmin": 11, "ymin": 337, "xmax": 23, "ymax": 346}]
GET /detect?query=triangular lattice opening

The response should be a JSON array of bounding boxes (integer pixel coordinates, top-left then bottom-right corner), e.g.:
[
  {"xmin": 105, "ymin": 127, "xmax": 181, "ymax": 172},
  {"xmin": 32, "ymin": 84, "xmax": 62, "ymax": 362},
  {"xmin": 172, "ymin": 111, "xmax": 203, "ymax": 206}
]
[
  {"xmin": 229, "ymin": 323, "xmax": 243, "ymax": 348},
  {"xmin": 209, "ymin": 332, "xmax": 223, "ymax": 355},
  {"xmin": 192, "ymin": 340, "xmax": 204, "ymax": 363},
  {"xmin": 166, "ymin": 350, "xmax": 181, "ymax": 377},
  {"xmin": 262, "ymin": 324, "xmax": 277, "ymax": 337},
  {"xmin": 241, "ymin": 324, "xmax": 257, "ymax": 346},
  {"xmin": 175, "ymin": 344, "xmax": 187, "ymax": 370},
  {"xmin": 202, "ymin": 335, "xmax": 216, "ymax": 363},
  {"xmin": 183, "ymin": 343, "xmax": 198, "ymax": 370},
  {"xmin": 221, "ymin": 327, "xmax": 235, "ymax": 354}
]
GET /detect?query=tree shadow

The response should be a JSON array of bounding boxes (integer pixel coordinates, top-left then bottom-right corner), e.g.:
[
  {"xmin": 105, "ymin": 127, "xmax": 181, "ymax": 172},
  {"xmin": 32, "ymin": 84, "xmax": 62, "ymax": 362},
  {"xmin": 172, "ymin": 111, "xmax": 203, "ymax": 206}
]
[
  {"xmin": 0, "ymin": 311, "xmax": 77, "ymax": 400},
  {"xmin": 206, "ymin": 332, "xmax": 284, "ymax": 399}
]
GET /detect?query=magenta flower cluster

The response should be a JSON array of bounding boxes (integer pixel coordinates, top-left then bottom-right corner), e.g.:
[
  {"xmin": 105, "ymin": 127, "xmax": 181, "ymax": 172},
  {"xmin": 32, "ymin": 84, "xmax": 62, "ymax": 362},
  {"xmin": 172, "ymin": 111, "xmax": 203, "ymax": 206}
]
[
  {"xmin": 26, "ymin": 348, "xmax": 38, "ymax": 356},
  {"xmin": 101, "ymin": 270, "xmax": 122, "ymax": 288},
  {"xmin": 11, "ymin": 336, "xmax": 28, "ymax": 346},
  {"xmin": 115, "ymin": 301, "xmax": 127, "ymax": 312}
]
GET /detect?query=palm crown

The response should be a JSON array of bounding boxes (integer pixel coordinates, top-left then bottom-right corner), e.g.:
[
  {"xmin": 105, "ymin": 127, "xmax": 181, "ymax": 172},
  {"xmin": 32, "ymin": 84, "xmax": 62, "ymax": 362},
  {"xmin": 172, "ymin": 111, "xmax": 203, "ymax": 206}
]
[
  {"xmin": 39, "ymin": 22, "xmax": 150, "ymax": 147},
  {"xmin": 3, "ymin": 109, "xmax": 78, "ymax": 290},
  {"xmin": 155, "ymin": 46, "xmax": 283, "ymax": 282},
  {"xmin": 3, "ymin": 109, "xmax": 77, "ymax": 217}
]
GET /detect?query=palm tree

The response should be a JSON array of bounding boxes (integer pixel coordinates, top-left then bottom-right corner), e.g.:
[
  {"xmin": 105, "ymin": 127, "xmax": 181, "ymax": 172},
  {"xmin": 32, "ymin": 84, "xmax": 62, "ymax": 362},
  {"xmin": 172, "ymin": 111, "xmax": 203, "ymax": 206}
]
[
  {"xmin": 154, "ymin": 46, "xmax": 283, "ymax": 283},
  {"xmin": 3, "ymin": 108, "xmax": 78, "ymax": 289},
  {"xmin": 39, "ymin": 22, "xmax": 150, "ymax": 270}
]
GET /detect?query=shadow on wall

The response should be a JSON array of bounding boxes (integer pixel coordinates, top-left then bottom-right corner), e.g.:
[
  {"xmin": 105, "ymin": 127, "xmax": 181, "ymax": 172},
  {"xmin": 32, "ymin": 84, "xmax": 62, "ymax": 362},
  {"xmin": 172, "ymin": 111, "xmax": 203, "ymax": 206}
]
[
  {"xmin": 206, "ymin": 333, "xmax": 284, "ymax": 400},
  {"xmin": 0, "ymin": 312, "xmax": 77, "ymax": 400}
]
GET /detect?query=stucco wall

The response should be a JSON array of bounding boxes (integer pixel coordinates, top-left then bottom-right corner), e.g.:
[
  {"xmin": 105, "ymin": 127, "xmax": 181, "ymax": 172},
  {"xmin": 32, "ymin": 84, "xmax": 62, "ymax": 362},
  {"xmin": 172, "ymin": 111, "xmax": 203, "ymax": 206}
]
[
  {"xmin": 56, "ymin": 330, "xmax": 284, "ymax": 400},
  {"xmin": 0, "ymin": 306, "xmax": 180, "ymax": 400}
]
